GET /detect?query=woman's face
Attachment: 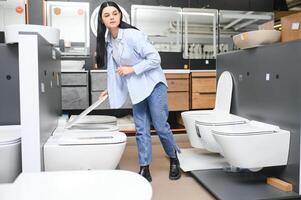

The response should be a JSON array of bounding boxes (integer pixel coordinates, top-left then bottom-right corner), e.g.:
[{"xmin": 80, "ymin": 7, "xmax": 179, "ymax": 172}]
[{"xmin": 101, "ymin": 6, "xmax": 121, "ymax": 29}]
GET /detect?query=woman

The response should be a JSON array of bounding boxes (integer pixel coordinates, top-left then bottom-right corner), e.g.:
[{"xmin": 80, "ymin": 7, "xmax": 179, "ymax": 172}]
[{"xmin": 96, "ymin": 1, "xmax": 181, "ymax": 182}]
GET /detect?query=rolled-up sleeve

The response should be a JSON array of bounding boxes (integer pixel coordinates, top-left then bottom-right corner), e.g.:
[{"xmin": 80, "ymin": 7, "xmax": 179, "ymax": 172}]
[{"xmin": 132, "ymin": 31, "xmax": 161, "ymax": 75}]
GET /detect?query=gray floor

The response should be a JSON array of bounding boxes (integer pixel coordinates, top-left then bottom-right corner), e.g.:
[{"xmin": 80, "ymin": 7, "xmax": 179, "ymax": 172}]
[
  {"xmin": 191, "ymin": 168, "xmax": 299, "ymax": 200},
  {"xmin": 119, "ymin": 134, "xmax": 216, "ymax": 200}
]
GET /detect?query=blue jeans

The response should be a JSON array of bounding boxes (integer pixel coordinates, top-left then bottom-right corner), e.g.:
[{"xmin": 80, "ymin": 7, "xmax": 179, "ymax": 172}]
[{"xmin": 132, "ymin": 82, "xmax": 179, "ymax": 166}]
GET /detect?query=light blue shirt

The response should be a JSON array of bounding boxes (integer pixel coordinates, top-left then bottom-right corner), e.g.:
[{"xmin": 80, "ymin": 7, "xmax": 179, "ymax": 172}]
[{"xmin": 106, "ymin": 28, "xmax": 168, "ymax": 108}]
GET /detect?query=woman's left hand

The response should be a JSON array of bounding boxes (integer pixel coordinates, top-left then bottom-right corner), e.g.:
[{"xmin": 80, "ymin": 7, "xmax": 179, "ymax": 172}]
[{"xmin": 116, "ymin": 66, "xmax": 134, "ymax": 76}]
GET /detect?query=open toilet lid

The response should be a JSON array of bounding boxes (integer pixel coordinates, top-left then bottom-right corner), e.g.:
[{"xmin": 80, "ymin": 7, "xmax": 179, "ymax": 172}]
[
  {"xmin": 65, "ymin": 95, "xmax": 108, "ymax": 129},
  {"xmin": 0, "ymin": 125, "xmax": 21, "ymax": 145},
  {"xmin": 212, "ymin": 120, "xmax": 280, "ymax": 136},
  {"xmin": 57, "ymin": 131, "xmax": 126, "ymax": 145},
  {"xmin": 195, "ymin": 113, "xmax": 247, "ymax": 126}
]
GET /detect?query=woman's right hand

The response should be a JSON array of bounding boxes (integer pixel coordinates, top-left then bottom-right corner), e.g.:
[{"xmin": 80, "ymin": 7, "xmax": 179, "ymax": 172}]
[{"xmin": 99, "ymin": 89, "xmax": 108, "ymax": 99}]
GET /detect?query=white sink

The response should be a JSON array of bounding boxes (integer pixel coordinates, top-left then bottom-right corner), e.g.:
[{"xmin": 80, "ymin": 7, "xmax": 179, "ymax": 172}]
[
  {"xmin": 233, "ymin": 30, "xmax": 281, "ymax": 49},
  {"xmin": 4, "ymin": 24, "xmax": 60, "ymax": 45}
]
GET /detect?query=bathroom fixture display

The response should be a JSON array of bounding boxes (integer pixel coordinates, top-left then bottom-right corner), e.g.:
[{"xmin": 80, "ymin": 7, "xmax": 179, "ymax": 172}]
[
  {"xmin": 233, "ymin": 30, "xmax": 281, "ymax": 49},
  {"xmin": 195, "ymin": 114, "xmax": 248, "ymax": 153},
  {"xmin": 189, "ymin": 32, "xmax": 300, "ymax": 200},
  {"xmin": 44, "ymin": 96, "xmax": 127, "ymax": 171},
  {"xmin": 0, "ymin": 170, "xmax": 152, "ymax": 200},
  {"xmin": 0, "ymin": 125, "xmax": 21, "ymax": 183},
  {"xmin": 181, "ymin": 71, "xmax": 233, "ymax": 148},
  {"xmin": 212, "ymin": 120, "xmax": 290, "ymax": 171},
  {"xmin": 4, "ymin": 24, "xmax": 60, "ymax": 45}
]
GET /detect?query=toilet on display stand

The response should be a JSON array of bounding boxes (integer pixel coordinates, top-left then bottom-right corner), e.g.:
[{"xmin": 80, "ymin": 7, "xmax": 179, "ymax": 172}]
[
  {"xmin": 194, "ymin": 113, "xmax": 248, "ymax": 153},
  {"xmin": 44, "ymin": 95, "xmax": 128, "ymax": 171},
  {"xmin": 181, "ymin": 71, "xmax": 233, "ymax": 148},
  {"xmin": 0, "ymin": 125, "xmax": 22, "ymax": 183},
  {"xmin": 212, "ymin": 120, "xmax": 290, "ymax": 171}
]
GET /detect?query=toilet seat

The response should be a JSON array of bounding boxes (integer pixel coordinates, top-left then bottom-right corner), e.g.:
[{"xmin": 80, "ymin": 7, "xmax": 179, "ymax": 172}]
[
  {"xmin": 195, "ymin": 113, "xmax": 248, "ymax": 126},
  {"xmin": 69, "ymin": 115, "xmax": 117, "ymax": 125},
  {"xmin": 212, "ymin": 120, "xmax": 280, "ymax": 136},
  {"xmin": 0, "ymin": 126, "xmax": 21, "ymax": 145},
  {"xmin": 66, "ymin": 124, "xmax": 119, "ymax": 131},
  {"xmin": 58, "ymin": 131, "xmax": 126, "ymax": 145}
]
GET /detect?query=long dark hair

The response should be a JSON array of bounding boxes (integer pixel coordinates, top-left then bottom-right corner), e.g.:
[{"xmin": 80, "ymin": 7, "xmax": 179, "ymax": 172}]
[{"xmin": 96, "ymin": 1, "xmax": 138, "ymax": 68}]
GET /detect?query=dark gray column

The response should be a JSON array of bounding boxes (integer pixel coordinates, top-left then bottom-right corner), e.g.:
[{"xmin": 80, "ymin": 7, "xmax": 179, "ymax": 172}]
[{"xmin": 27, "ymin": 0, "xmax": 44, "ymax": 25}]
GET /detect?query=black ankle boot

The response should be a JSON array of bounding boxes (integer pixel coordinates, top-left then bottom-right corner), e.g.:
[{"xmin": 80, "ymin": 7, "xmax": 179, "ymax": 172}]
[
  {"xmin": 138, "ymin": 165, "xmax": 152, "ymax": 182},
  {"xmin": 169, "ymin": 154, "xmax": 181, "ymax": 180}
]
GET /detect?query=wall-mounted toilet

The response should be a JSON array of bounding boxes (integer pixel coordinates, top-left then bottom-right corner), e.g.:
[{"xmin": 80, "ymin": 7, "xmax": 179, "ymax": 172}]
[
  {"xmin": 181, "ymin": 71, "xmax": 233, "ymax": 148},
  {"xmin": 44, "ymin": 115, "xmax": 127, "ymax": 171},
  {"xmin": 0, "ymin": 125, "xmax": 22, "ymax": 183},
  {"xmin": 44, "ymin": 96, "xmax": 127, "ymax": 171},
  {"xmin": 195, "ymin": 114, "xmax": 248, "ymax": 153},
  {"xmin": 44, "ymin": 130, "xmax": 126, "ymax": 171},
  {"xmin": 212, "ymin": 120, "xmax": 290, "ymax": 171}
]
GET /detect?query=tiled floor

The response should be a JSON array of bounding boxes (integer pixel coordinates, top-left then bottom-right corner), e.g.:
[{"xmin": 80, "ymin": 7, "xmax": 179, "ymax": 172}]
[{"xmin": 119, "ymin": 134, "xmax": 216, "ymax": 200}]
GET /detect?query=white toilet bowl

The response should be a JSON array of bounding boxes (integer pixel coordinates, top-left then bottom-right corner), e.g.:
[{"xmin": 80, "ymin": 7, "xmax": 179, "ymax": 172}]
[
  {"xmin": 0, "ymin": 170, "xmax": 152, "ymax": 200},
  {"xmin": 181, "ymin": 71, "xmax": 233, "ymax": 148},
  {"xmin": 0, "ymin": 126, "xmax": 22, "ymax": 183},
  {"xmin": 212, "ymin": 120, "xmax": 290, "ymax": 171},
  {"xmin": 195, "ymin": 114, "xmax": 248, "ymax": 153},
  {"xmin": 44, "ymin": 130, "xmax": 126, "ymax": 171},
  {"xmin": 44, "ymin": 97, "xmax": 127, "ymax": 171}
]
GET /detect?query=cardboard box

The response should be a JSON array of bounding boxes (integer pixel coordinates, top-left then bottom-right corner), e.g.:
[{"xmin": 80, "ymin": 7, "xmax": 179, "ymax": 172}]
[{"xmin": 281, "ymin": 12, "xmax": 301, "ymax": 42}]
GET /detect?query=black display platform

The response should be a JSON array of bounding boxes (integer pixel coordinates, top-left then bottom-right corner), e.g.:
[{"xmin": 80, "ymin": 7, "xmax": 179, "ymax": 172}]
[{"xmin": 191, "ymin": 169, "xmax": 300, "ymax": 200}]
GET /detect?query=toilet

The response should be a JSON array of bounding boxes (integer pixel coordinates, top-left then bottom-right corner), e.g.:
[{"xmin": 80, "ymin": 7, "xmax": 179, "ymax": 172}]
[
  {"xmin": 0, "ymin": 125, "xmax": 22, "ymax": 183},
  {"xmin": 0, "ymin": 170, "xmax": 152, "ymax": 200},
  {"xmin": 195, "ymin": 113, "xmax": 248, "ymax": 153},
  {"xmin": 44, "ymin": 96, "xmax": 127, "ymax": 171},
  {"xmin": 181, "ymin": 71, "xmax": 233, "ymax": 148},
  {"xmin": 212, "ymin": 120, "xmax": 290, "ymax": 171}
]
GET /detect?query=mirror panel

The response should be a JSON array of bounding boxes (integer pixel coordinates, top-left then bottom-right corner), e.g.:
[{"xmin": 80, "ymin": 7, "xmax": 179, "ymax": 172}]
[
  {"xmin": 131, "ymin": 5, "xmax": 182, "ymax": 52},
  {"xmin": 0, "ymin": 0, "xmax": 26, "ymax": 31},
  {"xmin": 182, "ymin": 8, "xmax": 217, "ymax": 59},
  {"xmin": 46, "ymin": 1, "xmax": 90, "ymax": 56}
]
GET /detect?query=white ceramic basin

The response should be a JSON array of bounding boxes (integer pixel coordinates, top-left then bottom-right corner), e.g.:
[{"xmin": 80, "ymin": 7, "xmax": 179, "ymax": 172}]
[
  {"xmin": 0, "ymin": 170, "xmax": 152, "ymax": 200},
  {"xmin": 4, "ymin": 24, "xmax": 60, "ymax": 45},
  {"xmin": 233, "ymin": 30, "xmax": 281, "ymax": 49}
]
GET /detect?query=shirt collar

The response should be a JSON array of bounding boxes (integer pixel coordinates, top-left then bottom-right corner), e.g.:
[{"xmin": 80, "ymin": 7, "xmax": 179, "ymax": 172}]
[{"xmin": 106, "ymin": 28, "xmax": 124, "ymax": 44}]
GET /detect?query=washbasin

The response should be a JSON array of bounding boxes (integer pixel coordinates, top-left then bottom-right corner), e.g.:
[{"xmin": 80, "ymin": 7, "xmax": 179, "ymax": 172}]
[
  {"xmin": 233, "ymin": 30, "xmax": 281, "ymax": 49},
  {"xmin": 4, "ymin": 24, "xmax": 60, "ymax": 45}
]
